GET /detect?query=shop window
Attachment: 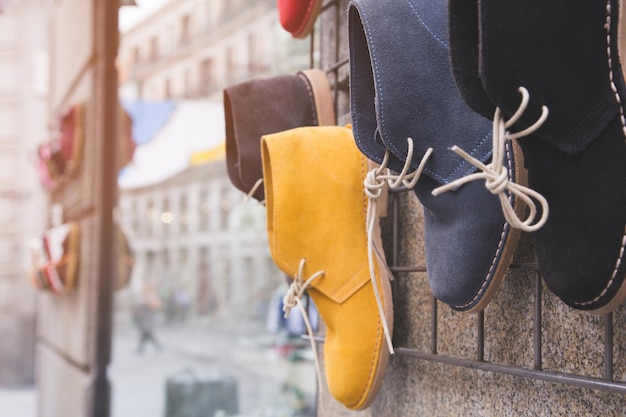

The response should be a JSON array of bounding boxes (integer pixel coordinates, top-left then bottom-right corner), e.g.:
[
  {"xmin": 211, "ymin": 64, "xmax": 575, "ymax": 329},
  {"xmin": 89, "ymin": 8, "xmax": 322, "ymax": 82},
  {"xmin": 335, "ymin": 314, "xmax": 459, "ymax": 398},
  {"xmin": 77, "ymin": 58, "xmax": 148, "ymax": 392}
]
[
  {"xmin": 180, "ymin": 14, "xmax": 191, "ymax": 45},
  {"xmin": 220, "ymin": 189, "xmax": 232, "ymax": 230},
  {"xmin": 183, "ymin": 69, "xmax": 192, "ymax": 98},
  {"xmin": 198, "ymin": 188, "xmax": 209, "ymax": 231},
  {"xmin": 199, "ymin": 58, "xmax": 215, "ymax": 95},
  {"xmin": 129, "ymin": 201, "xmax": 139, "ymax": 237},
  {"xmin": 226, "ymin": 46, "xmax": 237, "ymax": 84},
  {"xmin": 146, "ymin": 201, "xmax": 156, "ymax": 237},
  {"xmin": 132, "ymin": 45, "xmax": 141, "ymax": 65},
  {"xmin": 149, "ymin": 36, "xmax": 159, "ymax": 62},
  {"xmin": 164, "ymin": 78, "xmax": 171, "ymax": 99},
  {"xmin": 161, "ymin": 198, "xmax": 172, "ymax": 237},
  {"xmin": 179, "ymin": 194, "xmax": 189, "ymax": 234},
  {"xmin": 247, "ymin": 31, "xmax": 266, "ymax": 73}
]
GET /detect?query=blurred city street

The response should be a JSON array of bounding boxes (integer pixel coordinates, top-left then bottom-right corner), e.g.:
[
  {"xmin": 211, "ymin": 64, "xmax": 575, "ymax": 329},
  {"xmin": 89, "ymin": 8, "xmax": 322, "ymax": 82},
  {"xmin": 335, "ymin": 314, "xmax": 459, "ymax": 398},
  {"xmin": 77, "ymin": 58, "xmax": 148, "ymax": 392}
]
[{"xmin": 0, "ymin": 313, "xmax": 317, "ymax": 417}]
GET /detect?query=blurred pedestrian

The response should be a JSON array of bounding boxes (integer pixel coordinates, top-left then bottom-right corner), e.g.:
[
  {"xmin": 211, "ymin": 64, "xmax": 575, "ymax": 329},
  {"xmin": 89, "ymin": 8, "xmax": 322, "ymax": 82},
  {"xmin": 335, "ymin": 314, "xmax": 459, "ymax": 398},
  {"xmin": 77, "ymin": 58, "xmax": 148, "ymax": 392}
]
[
  {"xmin": 133, "ymin": 281, "xmax": 162, "ymax": 354},
  {"xmin": 173, "ymin": 285, "xmax": 191, "ymax": 323}
]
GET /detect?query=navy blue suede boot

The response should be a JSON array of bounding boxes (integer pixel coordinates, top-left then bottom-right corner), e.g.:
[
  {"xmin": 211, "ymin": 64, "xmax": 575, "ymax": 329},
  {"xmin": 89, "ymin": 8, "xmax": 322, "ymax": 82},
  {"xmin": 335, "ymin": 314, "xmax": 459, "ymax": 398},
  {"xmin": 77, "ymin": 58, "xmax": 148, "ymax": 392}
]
[
  {"xmin": 349, "ymin": 0, "xmax": 541, "ymax": 312},
  {"xmin": 472, "ymin": 0, "xmax": 626, "ymax": 313}
]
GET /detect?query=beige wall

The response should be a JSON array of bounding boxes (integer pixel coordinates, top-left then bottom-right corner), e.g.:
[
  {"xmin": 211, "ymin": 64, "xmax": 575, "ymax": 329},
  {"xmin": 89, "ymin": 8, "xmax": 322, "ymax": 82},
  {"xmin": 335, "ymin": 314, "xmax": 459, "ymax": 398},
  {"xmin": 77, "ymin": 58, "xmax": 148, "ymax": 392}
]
[{"xmin": 318, "ymin": 1, "xmax": 626, "ymax": 416}]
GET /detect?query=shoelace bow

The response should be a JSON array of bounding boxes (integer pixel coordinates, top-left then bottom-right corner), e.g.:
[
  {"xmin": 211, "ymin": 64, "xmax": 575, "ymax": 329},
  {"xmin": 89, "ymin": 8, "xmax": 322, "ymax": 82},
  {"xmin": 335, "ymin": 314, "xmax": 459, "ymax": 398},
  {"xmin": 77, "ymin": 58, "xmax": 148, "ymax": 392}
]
[
  {"xmin": 282, "ymin": 258, "xmax": 325, "ymax": 392},
  {"xmin": 364, "ymin": 138, "xmax": 433, "ymax": 355},
  {"xmin": 432, "ymin": 87, "xmax": 549, "ymax": 232}
]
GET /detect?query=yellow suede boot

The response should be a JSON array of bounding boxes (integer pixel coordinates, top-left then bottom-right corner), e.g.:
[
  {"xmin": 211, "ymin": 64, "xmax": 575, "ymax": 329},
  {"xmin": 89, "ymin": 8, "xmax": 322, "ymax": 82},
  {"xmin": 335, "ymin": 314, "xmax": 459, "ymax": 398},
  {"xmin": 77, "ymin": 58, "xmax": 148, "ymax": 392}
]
[{"xmin": 261, "ymin": 125, "xmax": 393, "ymax": 410}]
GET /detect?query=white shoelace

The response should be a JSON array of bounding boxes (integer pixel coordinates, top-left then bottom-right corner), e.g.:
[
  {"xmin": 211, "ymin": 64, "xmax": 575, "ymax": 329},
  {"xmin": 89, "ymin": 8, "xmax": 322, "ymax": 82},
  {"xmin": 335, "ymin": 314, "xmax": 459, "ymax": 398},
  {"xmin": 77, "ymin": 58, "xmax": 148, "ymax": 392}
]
[
  {"xmin": 364, "ymin": 138, "xmax": 433, "ymax": 354},
  {"xmin": 432, "ymin": 87, "xmax": 549, "ymax": 232},
  {"xmin": 282, "ymin": 258, "xmax": 325, "ymax": 391},
  {"xmin": 244, "ymin": 178, "xmax": 265, "ymax": 204}
]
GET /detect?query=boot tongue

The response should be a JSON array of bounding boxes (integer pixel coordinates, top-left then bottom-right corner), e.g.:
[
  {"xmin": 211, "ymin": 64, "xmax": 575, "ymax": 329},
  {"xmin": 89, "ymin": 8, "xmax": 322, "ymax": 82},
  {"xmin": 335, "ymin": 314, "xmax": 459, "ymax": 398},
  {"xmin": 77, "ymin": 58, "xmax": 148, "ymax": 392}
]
[
  {"xmin": 261, "ymin": 126, "xmax": 371, "ymax": 305},
  {"xmin": 349, "ymin": 0, "xmax": 493, "ymax": 185},
  {"xmin": 479, "ymin": 0, "xmax": 621, "ymax": 155}
]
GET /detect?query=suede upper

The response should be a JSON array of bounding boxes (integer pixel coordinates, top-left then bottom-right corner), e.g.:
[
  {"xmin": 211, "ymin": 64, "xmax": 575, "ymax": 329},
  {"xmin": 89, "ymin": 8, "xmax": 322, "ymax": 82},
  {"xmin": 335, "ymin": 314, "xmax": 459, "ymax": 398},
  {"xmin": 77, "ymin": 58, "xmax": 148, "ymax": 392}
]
[
  {"xmin": 480, "ymin": 0, "xmax": 620, "ymax": 155},
  {"xmin": 448, "ymin": 0, "xmax": 495, "ymax": 120},
  {"xmin": 263, "ymin": 127, "xmax": 371, "ymax": 304},
  {"xmin": 450, "ymin": 0, "xmax": 626, "ymax": 311},
  {"xmin": 224, "ymin": 72, "xmax": 322, "ymax": 201},
  {"xmin": 348, "ymin": 0, "xmax": 525, "ymax": 312},
  {"xmin": 349, "ymin": 0, "xmax": 493, "ymax": 184},
  {"xmin": 261, "ymin": 125, "xmax": 392, "ymax": 409}
]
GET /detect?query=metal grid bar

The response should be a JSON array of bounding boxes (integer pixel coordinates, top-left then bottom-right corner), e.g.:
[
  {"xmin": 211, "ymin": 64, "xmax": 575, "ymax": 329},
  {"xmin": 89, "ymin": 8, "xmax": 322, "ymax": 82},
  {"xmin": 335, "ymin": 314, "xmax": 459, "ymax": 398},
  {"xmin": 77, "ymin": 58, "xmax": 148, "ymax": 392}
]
[
  {"xmin": 313, "ymin": 0, "xmax": 626, "ymax": 397},
  {"xmin": 386, "ymin": 189, "xmax": 626, "ymax": 394}
]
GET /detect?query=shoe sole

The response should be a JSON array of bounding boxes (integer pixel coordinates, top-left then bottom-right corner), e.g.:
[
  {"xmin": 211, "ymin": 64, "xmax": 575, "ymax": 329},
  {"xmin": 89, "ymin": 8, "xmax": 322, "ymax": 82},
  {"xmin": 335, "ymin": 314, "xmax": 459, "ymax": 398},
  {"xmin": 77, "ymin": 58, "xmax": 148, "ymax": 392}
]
[
  {"xmin": 291, "ymin": 0, "xmax": 324, "ymax": 39},
  {"xmin": 461, "ymin": 139, "xmax": 527, "ymax": 313},
  {"xmin": 355, "ymin": 159, "xmax": 393, "ymax": 410},
  {"xmin": 586, "ymin": 0, "xmax": 626, "ymax": 315},
  {"xmin": 299, "ymin": 68, "xmax": 336, "ymax": 126}
]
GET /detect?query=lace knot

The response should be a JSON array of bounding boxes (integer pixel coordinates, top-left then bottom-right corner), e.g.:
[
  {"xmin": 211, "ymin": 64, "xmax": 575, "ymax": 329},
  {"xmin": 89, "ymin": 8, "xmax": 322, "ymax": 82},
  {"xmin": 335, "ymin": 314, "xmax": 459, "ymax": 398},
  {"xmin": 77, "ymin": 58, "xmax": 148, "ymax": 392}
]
[
  {"xmin": 362, "ymin": 138, "xmax": 433, "ymax": 355},
  {"xmin": 432, "ymin": 87, "xmax": 549, "ymax": 233},
  {"xmin": 484, "ymin": 164, "xmax": 509, "ymax": 195},
  {"xmin": 282, "ymin": 258, "xmax": 325, "ymax": 395},
  {"xmin": 364, "ymin": 167, "xmax": 386, "ymax": 201},
  {"xmin": 282, "ymin": 258, "xmax": 324, "ymax": 318}
]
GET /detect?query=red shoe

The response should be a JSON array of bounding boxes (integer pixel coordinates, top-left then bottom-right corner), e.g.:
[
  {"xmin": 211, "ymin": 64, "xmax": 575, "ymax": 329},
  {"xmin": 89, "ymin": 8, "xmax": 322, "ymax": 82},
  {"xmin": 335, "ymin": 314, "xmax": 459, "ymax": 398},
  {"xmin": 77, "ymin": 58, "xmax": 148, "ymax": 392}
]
[{"xmin": 277, "ymin": 0, "xmax": 323, "ymax": 39}]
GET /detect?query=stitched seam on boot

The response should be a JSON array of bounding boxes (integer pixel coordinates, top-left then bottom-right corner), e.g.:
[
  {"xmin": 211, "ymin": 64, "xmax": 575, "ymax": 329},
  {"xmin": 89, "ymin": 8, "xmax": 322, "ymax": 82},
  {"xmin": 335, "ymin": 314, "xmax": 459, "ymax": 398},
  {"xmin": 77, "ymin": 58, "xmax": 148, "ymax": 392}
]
[
  {"xmin": 347, "ymin": 316, "xmax": 382, "ymax": 409},
  {"xmin": 367, "ymin": 0, "xmax": 493, "ymax": 183},
  {"xmin": 407, "ymin": 0, "xmax": 492, "ymax": 182},
  {"xmin": 571, "ymin": 0, "xmax": 626, "ymax": 306},
  {"xmin": 453, "ymin": 141, "xmax": 514, "ymax": 309},
  {"xmin": 346, "ymin": 156, "xmax": 383, "ymax": 409},
  {"xmin": 294, "ymin": 0, "xmax": 317, "ymax": 37},
  {"xmin": 573, "ymin": 230, "xmax": 626, "ymax": 306},
  {"xmin": 406, "ymin": 0, "xmax": 448, "ymax": 48},
  {"xmin": 353, "ymin": 0, "xmax": 395, "ymax": 169},
  {"xmin": 297, "ymin": 72, "xmax": 319, "ymax": 125},
  {"xmin": 438, "ymin": 132, "xmax": 492, "ymax": 183},
  {"xmin": 348, "ymin": 3, "xmax": 377, "ymax": 162}
]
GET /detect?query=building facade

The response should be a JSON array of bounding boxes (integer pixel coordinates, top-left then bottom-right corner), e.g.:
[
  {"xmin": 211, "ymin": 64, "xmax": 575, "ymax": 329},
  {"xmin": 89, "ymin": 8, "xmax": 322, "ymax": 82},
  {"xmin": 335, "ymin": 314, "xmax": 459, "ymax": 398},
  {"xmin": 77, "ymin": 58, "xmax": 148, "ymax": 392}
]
[
  {"xmin": 116, "ymin": 0, "xmax": 309, "ymax": 320},
  {"xmin": 117, "ymin": 160, "xmax": 282, "ymax": 320},
  {"xmin": 0, "ymin": 0, "xmax": 48, "ymax": 385},
  {"xmin": 117, "ymin": 0, "xmax": 310, "ymax": 102}
]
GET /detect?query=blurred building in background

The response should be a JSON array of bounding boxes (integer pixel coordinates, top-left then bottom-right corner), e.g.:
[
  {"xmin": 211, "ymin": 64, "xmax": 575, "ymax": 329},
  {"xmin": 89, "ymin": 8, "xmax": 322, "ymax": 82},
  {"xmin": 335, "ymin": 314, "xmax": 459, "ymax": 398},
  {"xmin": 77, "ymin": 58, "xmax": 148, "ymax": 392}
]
[
  {"xmin": 116, "ymin": 0, "xmax": 310, "ymax": 320},
  {"xmin": 117, "ymin": 156, "xmax": 281, "ymax": 321},
  {"xmin": 117, "ymin": 0, "xmax": 309, "ymax": 102},
  {"xmin": 0, "ymin": 1, "xmax": 48, "ymax": 385}
]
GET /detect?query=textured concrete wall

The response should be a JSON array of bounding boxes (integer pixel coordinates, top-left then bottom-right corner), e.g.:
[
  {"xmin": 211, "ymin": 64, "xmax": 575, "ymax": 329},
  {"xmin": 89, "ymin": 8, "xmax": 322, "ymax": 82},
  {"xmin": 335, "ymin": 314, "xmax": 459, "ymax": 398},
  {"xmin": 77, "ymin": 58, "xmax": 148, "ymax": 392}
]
[
  {"xmin": 318, "ymin": 1, "xmax": 626, "ymax": 415},
  {"xmin": 36, "ymin": 1, "xmax": 118, "ymax": 416}
]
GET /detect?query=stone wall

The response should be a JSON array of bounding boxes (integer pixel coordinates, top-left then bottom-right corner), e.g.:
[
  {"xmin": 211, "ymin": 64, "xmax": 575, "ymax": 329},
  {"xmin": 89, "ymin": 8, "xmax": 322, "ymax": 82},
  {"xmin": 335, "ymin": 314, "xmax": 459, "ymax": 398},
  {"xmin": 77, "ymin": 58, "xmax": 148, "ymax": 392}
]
[{"xmin": 317, "ymin": 1, "xmax": 626, "ymax": 415}]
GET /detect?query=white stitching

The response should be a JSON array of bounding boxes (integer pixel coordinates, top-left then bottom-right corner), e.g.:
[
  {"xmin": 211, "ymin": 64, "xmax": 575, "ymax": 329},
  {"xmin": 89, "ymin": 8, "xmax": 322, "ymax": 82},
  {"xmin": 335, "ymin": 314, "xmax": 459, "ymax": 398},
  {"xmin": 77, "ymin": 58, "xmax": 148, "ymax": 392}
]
[
  {"xmin": 297, "ymin": 72, "xmax": 319, "ymax": 126},
  {"xmin": 453, "ymin": 140, "xmax": 514, "ymax": 309},
  {"xmin": 571, "ymin": 0, "xmax": 626, "ymax": 306}
]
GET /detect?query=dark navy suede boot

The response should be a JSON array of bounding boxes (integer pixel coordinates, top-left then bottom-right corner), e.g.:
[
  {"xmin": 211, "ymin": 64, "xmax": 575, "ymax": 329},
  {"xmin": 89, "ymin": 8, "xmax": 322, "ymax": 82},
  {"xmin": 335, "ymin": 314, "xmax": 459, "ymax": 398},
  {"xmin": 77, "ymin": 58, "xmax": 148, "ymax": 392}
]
[
  {"xmin": 472, "ymin": 0, "xmax": 626, "ymax": 313},
  {"xmin": 349, "ymin": 0, "xmax": 540, "ymax": 312}
]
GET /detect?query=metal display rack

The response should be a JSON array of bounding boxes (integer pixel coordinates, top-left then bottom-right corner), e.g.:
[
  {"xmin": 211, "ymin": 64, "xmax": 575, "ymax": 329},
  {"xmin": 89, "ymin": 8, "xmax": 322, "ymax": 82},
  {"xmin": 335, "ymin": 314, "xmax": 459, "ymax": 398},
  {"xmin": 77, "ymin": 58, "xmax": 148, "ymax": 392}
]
[{"xmin": 315, "ymin": 0, "xmax": 626, "ymax": 397}]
